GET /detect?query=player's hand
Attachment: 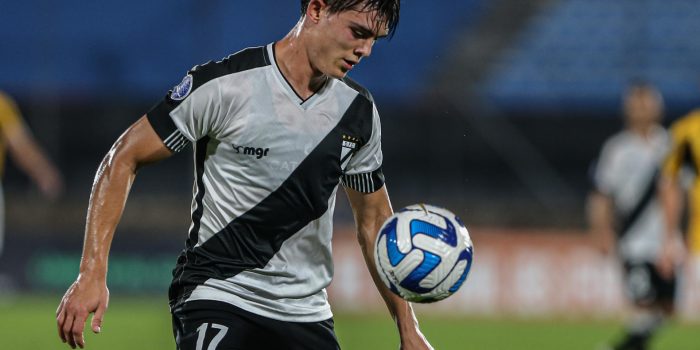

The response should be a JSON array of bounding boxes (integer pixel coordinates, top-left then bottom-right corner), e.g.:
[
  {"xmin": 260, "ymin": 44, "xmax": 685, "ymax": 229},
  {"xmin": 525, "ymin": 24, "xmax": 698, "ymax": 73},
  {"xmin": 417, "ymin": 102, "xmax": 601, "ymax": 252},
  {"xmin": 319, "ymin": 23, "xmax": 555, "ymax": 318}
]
[
  {"xmin": 591, "ymin": 228, "xmax": 615, "ymax": 256},
  {"xmin": 655, "ymin": 234, "xmax": 685, "ymax": 280},
  {"xmin": 37, "ymin": 170, "xmax": 64, "ymax": 201},
  {"xmin": 399, "ymin": 328, "xmax": 434, "ymax": 350},
  {"xmin": 56, "ymin": 274, "xmax": 109, "ymax": 349}
]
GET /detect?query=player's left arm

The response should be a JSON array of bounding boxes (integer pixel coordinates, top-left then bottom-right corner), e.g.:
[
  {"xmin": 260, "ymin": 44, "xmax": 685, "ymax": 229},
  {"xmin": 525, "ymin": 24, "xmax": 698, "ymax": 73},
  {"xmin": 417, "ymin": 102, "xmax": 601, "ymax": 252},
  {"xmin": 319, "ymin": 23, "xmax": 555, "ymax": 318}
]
[
  {"xmin": 0, "ymin": 100, "xmax": 63, "ymax": 199},
  {"xmin": 586, "ymin": 190, "xmax": 616, "ymax": 256},
  {"xmin": 345, "ymin": 186, "xmax": 433, "ymax": 350}
]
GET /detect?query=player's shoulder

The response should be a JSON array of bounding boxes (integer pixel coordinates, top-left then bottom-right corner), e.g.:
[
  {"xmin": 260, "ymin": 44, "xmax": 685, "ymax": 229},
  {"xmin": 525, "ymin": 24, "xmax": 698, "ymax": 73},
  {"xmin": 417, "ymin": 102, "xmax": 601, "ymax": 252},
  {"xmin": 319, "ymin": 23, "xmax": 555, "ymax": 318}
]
[
  {"xmin": 169, "ymin": 46, "xmax": 270, "ymax": 99},
  {"xmin": 187, "ymin": 46, "xmax": 271, "ymax": 82},
  {"xmin": 602, "ymin": 130, "xmax": 634, "ymax": 151},
  {"xmin": 0, "ymin": 90, "xmax": 21, "ymax": 124},
  {"xmin": 339, "ymin": 76, "xmax": 375, "ymax": 104},
  {"xmin": 650, "ymin": 124, "xmax": 669, "ymax": 141},
  {"xmin": 666, "ymin": 109, "xmax": 700, "ymax": 143},
  {"xmin": 672, "ymin": 109, "xmax": 700, "ymax": 130},
  {"xmin": 0, "ymin": 90, "xmax": 16, "ymax": 109},
  {"xmin": 0, "ymin": 90, "xmax": 11, "ymax": 103}
]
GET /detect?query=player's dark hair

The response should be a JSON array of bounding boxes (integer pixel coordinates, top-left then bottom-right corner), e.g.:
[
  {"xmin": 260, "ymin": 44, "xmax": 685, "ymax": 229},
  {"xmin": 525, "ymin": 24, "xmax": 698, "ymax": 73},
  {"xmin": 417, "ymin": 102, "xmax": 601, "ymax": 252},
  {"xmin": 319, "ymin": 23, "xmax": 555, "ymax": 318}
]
[
  {"xmin": 626, "ymin": 78, "xmax": 654, "ymax": 91},
  {"xmin": 300, "ymin": 0, "xmax": 400, "ymax": 38},
  {"xmin": 625, "ymin": 79, "xmax": 662, "ymax": 100}
]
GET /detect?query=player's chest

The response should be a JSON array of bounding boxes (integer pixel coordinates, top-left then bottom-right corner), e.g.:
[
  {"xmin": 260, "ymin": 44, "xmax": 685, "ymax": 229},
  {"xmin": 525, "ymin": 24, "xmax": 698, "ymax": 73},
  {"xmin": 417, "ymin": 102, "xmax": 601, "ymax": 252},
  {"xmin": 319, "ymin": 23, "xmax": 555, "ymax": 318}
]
[{"xmin": 211, "ymin": 96, "xmax": 364, "ymax": 174}]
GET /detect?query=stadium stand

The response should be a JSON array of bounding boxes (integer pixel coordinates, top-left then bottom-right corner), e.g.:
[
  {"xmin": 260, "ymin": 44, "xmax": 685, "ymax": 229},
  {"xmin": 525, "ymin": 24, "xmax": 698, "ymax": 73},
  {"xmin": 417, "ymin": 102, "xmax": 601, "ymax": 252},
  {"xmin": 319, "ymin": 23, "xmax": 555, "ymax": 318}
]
[
  {"xmin": 0, "ymin": 1, "xmax": 485, "ymax": 101},
  {"xmin": 485, "ymin": 0, "xmax": 700, "ymax": 113}
]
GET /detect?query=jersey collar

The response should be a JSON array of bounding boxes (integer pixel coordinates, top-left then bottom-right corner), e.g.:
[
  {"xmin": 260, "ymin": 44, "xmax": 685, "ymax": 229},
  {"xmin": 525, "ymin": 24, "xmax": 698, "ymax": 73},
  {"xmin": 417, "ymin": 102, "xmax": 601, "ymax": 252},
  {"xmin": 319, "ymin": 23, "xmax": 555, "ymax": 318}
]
[{"xmin": 267, "ymin": 43, "xmax": 331, "ymax": 110}]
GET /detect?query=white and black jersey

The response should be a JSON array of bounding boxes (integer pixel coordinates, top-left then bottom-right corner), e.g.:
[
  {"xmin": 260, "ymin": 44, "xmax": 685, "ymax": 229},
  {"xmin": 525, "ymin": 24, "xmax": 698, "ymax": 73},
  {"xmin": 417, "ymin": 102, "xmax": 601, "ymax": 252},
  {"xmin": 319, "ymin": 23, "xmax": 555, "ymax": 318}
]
[
  {"xmin": 593, "ymin": 126, "xmax": 669, "ymax": 263},
  {"xmin": 147, "ymin": 44, "xmax": 385, "ymax": 322}
]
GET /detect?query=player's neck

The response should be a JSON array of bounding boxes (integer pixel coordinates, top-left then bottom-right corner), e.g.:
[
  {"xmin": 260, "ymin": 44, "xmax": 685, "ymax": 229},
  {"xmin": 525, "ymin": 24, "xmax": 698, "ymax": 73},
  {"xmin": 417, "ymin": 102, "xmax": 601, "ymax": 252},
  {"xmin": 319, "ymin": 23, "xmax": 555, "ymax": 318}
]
[
  {"xmin": 629, "ymin": 123, "xmax": 657, "ymax": 140},
  {"xmin": 274, "ymin": 32, "xmax": 327, "ymax": 100}
]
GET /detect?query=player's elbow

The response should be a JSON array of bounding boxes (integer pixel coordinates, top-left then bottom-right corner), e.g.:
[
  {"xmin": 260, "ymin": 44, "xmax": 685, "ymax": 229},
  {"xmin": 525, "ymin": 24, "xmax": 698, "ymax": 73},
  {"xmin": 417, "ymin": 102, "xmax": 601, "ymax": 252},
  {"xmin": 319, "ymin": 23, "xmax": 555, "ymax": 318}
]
[{"xmin": 100, "ymin": 138, "xmax": 141, "ymax": 177}]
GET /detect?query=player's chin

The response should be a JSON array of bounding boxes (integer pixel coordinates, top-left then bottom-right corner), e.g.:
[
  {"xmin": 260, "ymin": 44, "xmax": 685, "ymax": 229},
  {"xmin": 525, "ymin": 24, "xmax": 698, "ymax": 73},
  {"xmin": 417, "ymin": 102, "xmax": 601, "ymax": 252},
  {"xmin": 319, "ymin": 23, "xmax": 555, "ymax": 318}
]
[{"xmin": 327, "ymin": 66, "xmax": 350, "ymax": 79}]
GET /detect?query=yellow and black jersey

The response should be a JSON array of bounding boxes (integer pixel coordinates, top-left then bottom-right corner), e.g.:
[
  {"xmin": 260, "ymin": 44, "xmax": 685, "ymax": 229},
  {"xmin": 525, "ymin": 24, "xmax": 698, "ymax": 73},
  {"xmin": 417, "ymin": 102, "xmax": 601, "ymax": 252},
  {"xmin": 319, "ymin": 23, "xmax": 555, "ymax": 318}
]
[
  {"xmin": 663, "ymin": 109, "xmax": 700, "ymax": 254},
  {"xmin": 0, "ymin": 91, "xmax": 22, "ymax": 177}
]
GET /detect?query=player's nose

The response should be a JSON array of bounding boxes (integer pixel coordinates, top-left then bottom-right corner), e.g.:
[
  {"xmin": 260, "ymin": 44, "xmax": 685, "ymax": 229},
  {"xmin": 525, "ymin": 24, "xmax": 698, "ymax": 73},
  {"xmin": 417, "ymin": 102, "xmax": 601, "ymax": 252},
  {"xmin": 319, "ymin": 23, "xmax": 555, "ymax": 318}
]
[{"xmin": 354, "ymin": 39, "xmax": 374, "ymax": 58}]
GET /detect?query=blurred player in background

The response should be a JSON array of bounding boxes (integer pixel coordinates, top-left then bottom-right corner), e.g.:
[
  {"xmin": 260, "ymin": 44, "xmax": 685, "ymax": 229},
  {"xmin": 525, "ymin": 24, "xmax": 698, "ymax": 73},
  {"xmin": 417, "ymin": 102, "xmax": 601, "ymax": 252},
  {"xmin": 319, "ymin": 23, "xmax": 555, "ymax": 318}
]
[
  {"xmin": 658, "ymin": 96, "xmax": 700, "ymax": 305},
  {"xmin": 587, "ymin": 82, "xmax": 677, "ymax": 350},
  {"xmin": 0, "ymin": 91, "xmax": 63, "ymax": 257},
  {"xmin": 56, "ymin": 1, "xmax": 434, "ymax": 349}
]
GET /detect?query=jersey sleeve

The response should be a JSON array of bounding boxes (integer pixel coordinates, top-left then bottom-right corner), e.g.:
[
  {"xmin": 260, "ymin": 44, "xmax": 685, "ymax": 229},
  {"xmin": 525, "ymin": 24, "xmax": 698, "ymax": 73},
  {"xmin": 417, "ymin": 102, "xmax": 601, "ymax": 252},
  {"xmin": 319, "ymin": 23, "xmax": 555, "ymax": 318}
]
[
  {"xmin": 341, "ymin": 104, "xmax": 385, "ymax": 193},
  {"xmin": 146, "ymin": 62, "xmax": 229, "ymax": 153}
]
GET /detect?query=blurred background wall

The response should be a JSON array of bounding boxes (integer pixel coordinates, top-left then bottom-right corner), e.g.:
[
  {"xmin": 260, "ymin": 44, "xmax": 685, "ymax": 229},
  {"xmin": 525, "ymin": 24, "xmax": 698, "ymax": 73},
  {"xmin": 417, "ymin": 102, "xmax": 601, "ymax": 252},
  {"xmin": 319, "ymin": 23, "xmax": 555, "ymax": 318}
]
[{"xmin": 2, "ymin": 0, "xmax": 700, "ymax": 317}]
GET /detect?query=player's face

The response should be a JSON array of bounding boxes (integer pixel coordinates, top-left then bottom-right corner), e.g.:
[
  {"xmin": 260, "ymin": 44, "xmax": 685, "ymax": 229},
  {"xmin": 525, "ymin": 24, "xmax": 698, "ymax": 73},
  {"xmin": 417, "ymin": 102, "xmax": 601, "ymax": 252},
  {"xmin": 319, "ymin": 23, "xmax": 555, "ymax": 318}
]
[
  {"xmin": 624, "ymin": 87, "xmax": 663, "ymax": 126},
  {"xmin": 309, "ymin": 7, "xmax": 389, "ymax": 79}
]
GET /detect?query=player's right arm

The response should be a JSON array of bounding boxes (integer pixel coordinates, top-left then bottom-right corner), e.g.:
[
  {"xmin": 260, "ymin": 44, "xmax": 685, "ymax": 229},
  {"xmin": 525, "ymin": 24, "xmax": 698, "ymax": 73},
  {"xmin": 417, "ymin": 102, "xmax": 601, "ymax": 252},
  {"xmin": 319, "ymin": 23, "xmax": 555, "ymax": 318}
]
[
  {"xmin": 0, "ymin": 92, "xmax": 63, "ymax": 199},
  {"xmin": 587, "ymin": 190, "xmax": 616, "ymax": 256},
  {"xmin": 56, "ymin": 116, "xmax": 172, "ymax": 349},
  {"xmin": 587, "ymin": 139, "xmax": 618, "ymax": 256},
  {"xmin": 2, "ymin": 121, "xmax": 64, "ymax": 199}
]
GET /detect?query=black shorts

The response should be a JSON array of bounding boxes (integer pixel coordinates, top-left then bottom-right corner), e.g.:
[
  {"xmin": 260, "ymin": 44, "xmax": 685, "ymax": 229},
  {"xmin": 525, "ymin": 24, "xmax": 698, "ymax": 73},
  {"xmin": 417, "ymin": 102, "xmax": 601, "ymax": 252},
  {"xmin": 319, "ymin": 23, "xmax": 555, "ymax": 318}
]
[
  {"xmin": 622, "ymin": 261, "xmax": 677, "ymax": 306},
  {"xmin": 171, "ymin": 300, "xmax": 340, "ymax": 350}
]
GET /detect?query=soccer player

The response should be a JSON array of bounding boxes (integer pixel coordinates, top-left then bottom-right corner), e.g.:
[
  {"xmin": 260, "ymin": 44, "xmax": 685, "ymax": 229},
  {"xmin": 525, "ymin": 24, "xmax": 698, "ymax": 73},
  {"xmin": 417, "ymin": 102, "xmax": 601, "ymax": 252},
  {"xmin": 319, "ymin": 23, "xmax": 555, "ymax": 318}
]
[
  {"xmin": 0, "ymin": 91, "xmax": 63, "ymax": 256},
  {"xmin": 587, "ymin": 82, "xmax": 677, "ymax": 350},
  {"xmin": 56, "ymin": 1, "xmax": 434, "ymax": 349},
  {"xmin": 658, "ymin": 94, "xmax": 700, "ymax": 309}
]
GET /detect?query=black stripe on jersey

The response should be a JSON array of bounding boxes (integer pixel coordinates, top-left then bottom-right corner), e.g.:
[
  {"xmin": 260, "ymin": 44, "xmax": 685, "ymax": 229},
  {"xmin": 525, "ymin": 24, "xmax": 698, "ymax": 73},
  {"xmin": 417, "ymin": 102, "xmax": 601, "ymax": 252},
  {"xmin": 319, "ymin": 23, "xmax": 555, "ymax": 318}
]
[
  {"xmin": 617, "ymin": 170, "xmax": 659, "ymax": 238},
  {"xmin": 169, "ymin": 95, "xmax": 376, "ymax": 308},
  {"xmin": 169, "ymin": 136, "xmax": 210, "ymax": 306},
  {"xmin": 342, "ymin": 76, "xmax": 375, "ymax": 104},
  {"xmin": 341, "ymin": 169, "xmax": 385, "ymax": 193},
  {"xmin": 147, "ymin": 46, "xmax": 271, "ymax": 144},
  {"xmin": 339, "ymin": 77, "xmax": 383, "ymax": 193}
]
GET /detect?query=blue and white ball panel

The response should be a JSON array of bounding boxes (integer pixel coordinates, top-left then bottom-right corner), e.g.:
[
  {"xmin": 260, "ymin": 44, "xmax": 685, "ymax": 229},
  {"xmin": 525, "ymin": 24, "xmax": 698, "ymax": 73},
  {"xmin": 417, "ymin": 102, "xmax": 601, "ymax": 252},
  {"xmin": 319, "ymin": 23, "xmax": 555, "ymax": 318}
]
[
  {"xmin": 448, "ymin": 248, "xmax": 473, "ymax": 293},
  {"xmin": 375, "ymin": 204, "xmax": 473, "ymax": 302},
  {"xmin": 375, "ymin": 219, "xmax": 404, "ymax": 293}
]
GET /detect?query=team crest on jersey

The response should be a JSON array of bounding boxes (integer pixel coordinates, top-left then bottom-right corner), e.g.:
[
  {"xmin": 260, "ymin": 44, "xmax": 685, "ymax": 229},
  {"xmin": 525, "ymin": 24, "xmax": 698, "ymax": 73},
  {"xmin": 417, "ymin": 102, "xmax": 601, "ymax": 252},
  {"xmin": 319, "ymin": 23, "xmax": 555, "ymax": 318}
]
[
  {"xmin": 170, "ymin": 74, "xmax": 193, "ymax": 101},
  {"xmin": 341, "ymin": 134, "xmax": 360, "ymax": 171}
]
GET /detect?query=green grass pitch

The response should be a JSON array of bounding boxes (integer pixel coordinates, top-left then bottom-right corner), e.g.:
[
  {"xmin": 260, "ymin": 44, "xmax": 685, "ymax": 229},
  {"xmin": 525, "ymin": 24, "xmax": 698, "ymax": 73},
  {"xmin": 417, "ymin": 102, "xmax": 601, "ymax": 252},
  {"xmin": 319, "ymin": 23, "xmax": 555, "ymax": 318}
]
[{"xmin": 1, "ymin": 295, "xmax": 697, "ymax": 349}]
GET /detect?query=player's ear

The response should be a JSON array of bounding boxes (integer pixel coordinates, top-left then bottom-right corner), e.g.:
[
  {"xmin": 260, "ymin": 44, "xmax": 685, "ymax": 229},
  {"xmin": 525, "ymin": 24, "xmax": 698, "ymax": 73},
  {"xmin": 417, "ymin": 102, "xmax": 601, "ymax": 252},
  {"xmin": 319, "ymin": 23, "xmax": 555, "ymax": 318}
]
[{"xmin": 306, "ymin": 0, "xmax": 327, "ymax": 23}]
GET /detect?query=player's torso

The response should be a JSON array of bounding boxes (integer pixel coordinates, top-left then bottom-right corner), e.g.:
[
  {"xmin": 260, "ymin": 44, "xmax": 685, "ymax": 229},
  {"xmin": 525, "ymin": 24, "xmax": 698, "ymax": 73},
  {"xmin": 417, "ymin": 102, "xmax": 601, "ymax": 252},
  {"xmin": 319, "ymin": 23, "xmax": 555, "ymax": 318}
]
[
  {"xmin": 194, "ymin": 62, "xmax": 364, "ymax": 237},
  {"xmin": 603, "ymin": 128, "xmax": 668, "ymax": 261},
  {"xmin": 606, "ymin": 128, "xmax": 668, "ymax": 210},
  {"xmin": 176, "ymin": 45, "xmax": 376, "ymax": 321}
]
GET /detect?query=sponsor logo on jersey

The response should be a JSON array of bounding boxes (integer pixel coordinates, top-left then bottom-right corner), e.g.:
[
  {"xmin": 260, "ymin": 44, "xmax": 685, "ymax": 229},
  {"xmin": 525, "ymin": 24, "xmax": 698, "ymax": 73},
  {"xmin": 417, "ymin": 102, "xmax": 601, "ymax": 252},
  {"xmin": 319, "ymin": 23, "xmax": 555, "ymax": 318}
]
[
  {"xmin": 232, "ymin": 143, "xmax": 270, "ymax": 159},
  {"xmin": 170, "ymin": 74, "xmax": 193, "ymax": 101},
  {"xmin": 341, "ymin": 134, "xmax": 360, "ymax": 170}
]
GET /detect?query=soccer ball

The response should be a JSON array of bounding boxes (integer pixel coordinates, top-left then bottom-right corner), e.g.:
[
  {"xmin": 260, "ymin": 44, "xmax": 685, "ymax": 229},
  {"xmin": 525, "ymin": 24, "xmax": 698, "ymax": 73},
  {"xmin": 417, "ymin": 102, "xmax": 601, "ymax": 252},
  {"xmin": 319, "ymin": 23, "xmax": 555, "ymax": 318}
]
[{"xmin": 374, "ymin": 204, "xmax": 473, "ymax": 303}]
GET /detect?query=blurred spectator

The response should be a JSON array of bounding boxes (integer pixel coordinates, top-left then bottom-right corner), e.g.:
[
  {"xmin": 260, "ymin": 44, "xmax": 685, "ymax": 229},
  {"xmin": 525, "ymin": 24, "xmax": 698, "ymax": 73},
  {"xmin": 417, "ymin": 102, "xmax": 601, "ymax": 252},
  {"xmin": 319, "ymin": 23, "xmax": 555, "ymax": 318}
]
[
  {"xmin": 0, "ymin": 91, "xmax": 63, "ymax": 256},
  {"xmin": 587, "ymin": 82, "xmax": 675, "ymax": 350}
]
